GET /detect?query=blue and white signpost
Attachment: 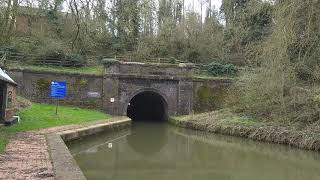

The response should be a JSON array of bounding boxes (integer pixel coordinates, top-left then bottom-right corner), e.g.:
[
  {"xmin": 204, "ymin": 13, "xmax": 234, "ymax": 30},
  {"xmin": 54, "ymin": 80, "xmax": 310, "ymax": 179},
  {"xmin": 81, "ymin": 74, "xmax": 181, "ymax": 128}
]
[{"xmin": 50, "ymin": 81, "xmax": 66, "ymax": 115}]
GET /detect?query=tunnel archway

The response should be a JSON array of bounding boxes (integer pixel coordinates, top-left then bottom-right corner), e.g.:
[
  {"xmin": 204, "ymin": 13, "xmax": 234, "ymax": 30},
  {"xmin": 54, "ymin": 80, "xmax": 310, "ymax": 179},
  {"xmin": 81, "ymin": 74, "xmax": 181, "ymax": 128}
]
[{"xmin": 126, "ymin": 90, "xmax": 168, "ymax": 121}]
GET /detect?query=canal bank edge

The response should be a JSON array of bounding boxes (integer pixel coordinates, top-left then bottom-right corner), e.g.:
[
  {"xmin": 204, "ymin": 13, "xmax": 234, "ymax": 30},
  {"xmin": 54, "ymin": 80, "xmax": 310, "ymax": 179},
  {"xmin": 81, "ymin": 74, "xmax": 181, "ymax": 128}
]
[
  {"xmin": 169, "ymin": 113, "xmax": 320, "ymax": 152},
  {"xmin": 46, "ymin": 118, "xmax": 131, "ymax": 180}
]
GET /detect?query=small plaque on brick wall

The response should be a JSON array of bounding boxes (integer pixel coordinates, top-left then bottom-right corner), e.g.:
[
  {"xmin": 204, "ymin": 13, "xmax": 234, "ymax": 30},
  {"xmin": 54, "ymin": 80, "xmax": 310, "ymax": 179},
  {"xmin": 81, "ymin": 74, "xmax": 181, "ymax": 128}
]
[{"xmin": 87, "ymin": 92, "xmax": 100, "ymax": 98}]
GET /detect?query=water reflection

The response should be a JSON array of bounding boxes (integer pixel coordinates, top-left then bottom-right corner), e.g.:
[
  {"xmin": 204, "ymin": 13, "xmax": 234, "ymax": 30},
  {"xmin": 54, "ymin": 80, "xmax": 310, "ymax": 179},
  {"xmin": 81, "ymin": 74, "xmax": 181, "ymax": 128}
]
[
  {"xmin": 67, "ymin": 122, "xmax": 320, "ymax": 180},
  {"xmin": 126, "ymin": 122, "xmax": 168, "ymax": 155}
]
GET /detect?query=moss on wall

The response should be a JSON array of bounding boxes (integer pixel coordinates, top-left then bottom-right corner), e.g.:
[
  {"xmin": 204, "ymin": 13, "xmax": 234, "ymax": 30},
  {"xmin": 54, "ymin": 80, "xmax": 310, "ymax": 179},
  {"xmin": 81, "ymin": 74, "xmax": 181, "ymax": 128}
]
[
  {"xmin": 71, "ymin": 78, "xmax": 88, "ymax": 92},
  {"xmin": 193, "ymin": 85, "xmax": 227, "ymax": 113},
  {"xmin": 78, "ymin": 79, "xmax": 88, "ymax": 88},
  {"xmin": 36, "ymin": 78, "xmax": 50, "ymax": 91}
]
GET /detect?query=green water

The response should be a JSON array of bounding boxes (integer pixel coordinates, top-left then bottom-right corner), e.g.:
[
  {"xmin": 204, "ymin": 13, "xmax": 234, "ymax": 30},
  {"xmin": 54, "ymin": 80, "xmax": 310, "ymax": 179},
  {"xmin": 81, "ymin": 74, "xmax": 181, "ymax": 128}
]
[{"xmin": 67, "ymin": 122, "xmax": 320, "ymax": 180}]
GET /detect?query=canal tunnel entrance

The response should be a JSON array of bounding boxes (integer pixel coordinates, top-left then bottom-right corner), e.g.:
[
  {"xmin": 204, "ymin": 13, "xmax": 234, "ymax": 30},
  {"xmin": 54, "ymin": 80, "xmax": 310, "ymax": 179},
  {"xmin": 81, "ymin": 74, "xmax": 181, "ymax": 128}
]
[{"xmin": 127, "ymin": 91, "xmax": 168, "ymax": 121}]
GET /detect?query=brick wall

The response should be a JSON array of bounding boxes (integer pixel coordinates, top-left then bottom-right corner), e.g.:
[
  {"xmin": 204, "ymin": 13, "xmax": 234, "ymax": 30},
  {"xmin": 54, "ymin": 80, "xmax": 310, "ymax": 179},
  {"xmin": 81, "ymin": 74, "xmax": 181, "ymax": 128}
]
[
  {"xmin": 7, "ymin": 70, "xmax": 104, "ymax": 110},
  {"xmin": 7, "ymin": 68, "xmax": 232, "ymax": 116},
  {"xmin": 4, "ymin": 84, "xmax": 17, "ymax": 121},
  {"xmin": 193, "ymin": 79, "xmax": 232, "ymax": 113}
]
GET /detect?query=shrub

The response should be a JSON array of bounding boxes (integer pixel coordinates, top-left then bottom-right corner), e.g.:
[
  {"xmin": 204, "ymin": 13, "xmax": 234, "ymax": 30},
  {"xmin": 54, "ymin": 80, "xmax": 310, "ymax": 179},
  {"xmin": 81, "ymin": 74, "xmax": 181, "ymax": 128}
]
[
  {"xmin": 35, "ymin": 37, "xmax": 66, "ymax": 57},
  {"xmin": 223, "ymin": 64, "xmax": 238, "ymax": 76},
  {"xmin": 169, "ymin": 57, "xmax": 176, "ymax": 64},
  {"xmin": 100, "ymin": 58, "xmax": 119, "ymax": 67},
  {"xmin": 0, "ymin": 46, "xmax": 17, "ymax": 55},
  {"xmin": 207, "ymin": 62, "xmax": 224, "ymax": 76},
  {"xmin": 10, "ymin": 36, "xmax": 39, "ymax": 55},
  {"xmin": 37, "ymin": 52, "xmax": 86, "ymax": 67},
  {"xmin": 66, "ymin": 53, "xmax": 86, "ymax": 67},
  {"xmin": 295, "ymin": 63, "xmax": 313, "ymax": 81},
  {"xmin": 207, "ymin": 62, "xmax": 238, "ymax": 76}
]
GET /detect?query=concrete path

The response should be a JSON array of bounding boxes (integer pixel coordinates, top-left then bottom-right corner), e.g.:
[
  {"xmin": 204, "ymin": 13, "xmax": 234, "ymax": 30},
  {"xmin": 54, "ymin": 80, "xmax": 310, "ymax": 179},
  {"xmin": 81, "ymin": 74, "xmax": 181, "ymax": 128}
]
[{"xmin": 0, "ymin": 117, "xmax": 126, "ymax": 180}]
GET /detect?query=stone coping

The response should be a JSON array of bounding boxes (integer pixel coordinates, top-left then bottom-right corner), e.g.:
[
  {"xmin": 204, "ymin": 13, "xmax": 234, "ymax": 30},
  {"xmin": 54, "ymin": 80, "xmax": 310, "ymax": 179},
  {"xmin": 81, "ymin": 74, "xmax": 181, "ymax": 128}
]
[
  {"xmin": 118, "ymin": 61, "xmax": 195, "ymax": 68},
  {"xmin": 104, "ymin": 73, "xmax": 192, "ymax": 81},
  {"xmin": 192, "ymin": 77, "xmax": 234, "ymax": 83},
  {"xmin": 109, "ymin": 74, "xmax": 234, "ymax": 83},
  {"xmin": 9, "ymin": 67, "xmax": 233, "ymax": 83},
  {"xmin": 46, "ymin": 118, "xmax": 131, "ymax": 180}
]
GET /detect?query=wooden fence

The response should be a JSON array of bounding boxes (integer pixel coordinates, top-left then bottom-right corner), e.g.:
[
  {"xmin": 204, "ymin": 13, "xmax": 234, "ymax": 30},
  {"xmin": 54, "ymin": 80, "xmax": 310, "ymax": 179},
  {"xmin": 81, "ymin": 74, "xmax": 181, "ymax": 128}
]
[
  {"xmin": 0, "ymin": 52, "xmax": 85, "ymax": 67},
  {"xmin": 0, "ymin": 52, "xmax": 210, "ymax": 74}
]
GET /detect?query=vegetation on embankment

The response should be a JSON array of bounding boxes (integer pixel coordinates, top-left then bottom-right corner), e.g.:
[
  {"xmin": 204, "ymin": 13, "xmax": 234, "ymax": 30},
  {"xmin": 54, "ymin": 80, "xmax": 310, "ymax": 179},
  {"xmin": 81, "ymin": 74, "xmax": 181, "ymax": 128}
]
[
  {"xmin": 8, "ymin": 64, "xmax": 104, "ymax": 75},
  {"xmin": 0, "ymin": 103, "xmax": 111, "ymax": 153},
  {"xmin": 170, "ymin": 110, "xmax": 320, "ymax": 151},
  {"xmin": 224, "ymin": 1, "xmax": 320, "ymax": 126}
]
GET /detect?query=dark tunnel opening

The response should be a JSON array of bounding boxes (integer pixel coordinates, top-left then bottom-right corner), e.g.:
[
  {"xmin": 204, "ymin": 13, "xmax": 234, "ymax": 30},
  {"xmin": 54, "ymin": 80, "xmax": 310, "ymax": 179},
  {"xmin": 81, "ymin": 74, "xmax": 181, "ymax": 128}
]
[{"xmin": 126, "ymin": 91, "xmax": 168, "ymax": 121}]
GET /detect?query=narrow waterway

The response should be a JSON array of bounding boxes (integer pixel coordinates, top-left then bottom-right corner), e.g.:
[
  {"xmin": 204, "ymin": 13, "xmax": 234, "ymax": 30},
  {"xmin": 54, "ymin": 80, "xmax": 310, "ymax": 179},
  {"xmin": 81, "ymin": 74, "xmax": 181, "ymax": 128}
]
[{"xmin": 67, "ymin": 122, "xmax": 320, "ymax": 180}]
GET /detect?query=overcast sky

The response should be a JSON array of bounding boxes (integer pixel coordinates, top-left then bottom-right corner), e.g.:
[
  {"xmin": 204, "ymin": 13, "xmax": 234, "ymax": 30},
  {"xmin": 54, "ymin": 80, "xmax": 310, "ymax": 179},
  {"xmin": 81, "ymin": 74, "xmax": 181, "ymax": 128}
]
[
  {"xmin": 184, "ymin": 0, "xmax": 222, "ymax": 22},
  {"xmin": 185, "ymin": 0, "xmax": 222, "ymax": 12},
  {"xmin": 59, "ymin": 0, "xmax": 223, "ymax": 21}
]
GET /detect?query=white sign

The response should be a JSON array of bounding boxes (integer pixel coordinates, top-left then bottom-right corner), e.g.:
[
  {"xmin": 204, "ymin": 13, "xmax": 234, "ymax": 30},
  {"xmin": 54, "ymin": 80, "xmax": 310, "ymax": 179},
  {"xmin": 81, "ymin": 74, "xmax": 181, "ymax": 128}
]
[
  {"xmin": 87, "ymin": 92, "xmax": 100, "ymax": 98},
  {"xmin": 110, "ymin": 98, "xmax": 115, "ymax": 103}
]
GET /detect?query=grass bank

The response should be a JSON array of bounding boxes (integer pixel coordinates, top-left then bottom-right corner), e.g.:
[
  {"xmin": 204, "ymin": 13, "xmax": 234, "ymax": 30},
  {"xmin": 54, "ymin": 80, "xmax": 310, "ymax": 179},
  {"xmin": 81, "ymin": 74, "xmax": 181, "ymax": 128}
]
[
  {"xmin": 170, "ymin": 110, "xmax": 320, "ymax": 151},
  {"xmin": 0, "ymin": 103, "xmax": 110, "ymax": 153},
  {"xmin": 8, "ymin": 64, "xmax": 104, "ymax": 75}
]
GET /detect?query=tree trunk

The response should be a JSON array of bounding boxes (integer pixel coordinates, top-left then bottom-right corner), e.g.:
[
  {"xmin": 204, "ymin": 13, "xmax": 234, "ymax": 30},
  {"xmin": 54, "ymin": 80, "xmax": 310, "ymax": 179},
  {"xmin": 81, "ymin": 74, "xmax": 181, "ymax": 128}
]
[
  {"xmin": 7, "ymin": 0, "xmax": 18, "ymax": 38},
  {"xmin": 1, "ymin": 0, "xmax": 12, "ymax": 37}
]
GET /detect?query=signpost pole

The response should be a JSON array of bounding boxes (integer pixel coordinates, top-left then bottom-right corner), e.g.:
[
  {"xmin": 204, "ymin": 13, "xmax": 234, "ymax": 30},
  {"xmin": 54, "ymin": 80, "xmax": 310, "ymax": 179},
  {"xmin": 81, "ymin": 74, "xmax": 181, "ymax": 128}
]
[{"xmin": 55, "ymin": 99, "xmax": 59, "ymax": 115}]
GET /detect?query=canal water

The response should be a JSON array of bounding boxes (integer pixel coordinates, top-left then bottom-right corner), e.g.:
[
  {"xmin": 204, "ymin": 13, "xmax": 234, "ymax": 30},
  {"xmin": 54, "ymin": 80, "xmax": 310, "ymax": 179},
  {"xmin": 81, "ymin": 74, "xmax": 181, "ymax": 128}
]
[{"xmin": 67, "ymin": 122, "xmax": 320, "ymax": 180}]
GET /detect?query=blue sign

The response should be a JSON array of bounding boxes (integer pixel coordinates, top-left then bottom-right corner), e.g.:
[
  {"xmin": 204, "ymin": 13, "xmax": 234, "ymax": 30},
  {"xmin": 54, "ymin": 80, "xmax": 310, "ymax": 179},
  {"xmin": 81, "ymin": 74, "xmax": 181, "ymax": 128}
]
[{"xmin": 50, "ymin": 81, "xmax": 66, "ymax": 98}]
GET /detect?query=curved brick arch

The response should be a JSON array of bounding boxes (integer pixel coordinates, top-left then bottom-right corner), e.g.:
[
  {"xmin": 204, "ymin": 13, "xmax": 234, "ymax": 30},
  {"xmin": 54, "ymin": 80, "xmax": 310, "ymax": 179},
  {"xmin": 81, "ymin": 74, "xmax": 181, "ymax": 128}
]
[
  {"xmin": 124, "ymin": 88, "xmax": 169, "ymax": 120},
  {"xmin": 125, "ymin": 88, "xmax": 169, "ymax": 108},
  {"xmin": 99, "ymin": 62, "xmax": 200, "ymax": 116}
]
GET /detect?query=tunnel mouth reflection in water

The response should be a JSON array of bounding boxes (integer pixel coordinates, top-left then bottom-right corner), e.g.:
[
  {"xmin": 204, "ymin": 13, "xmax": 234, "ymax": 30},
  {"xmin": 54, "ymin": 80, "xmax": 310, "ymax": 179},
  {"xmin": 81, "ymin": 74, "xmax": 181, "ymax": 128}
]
[
  {"xmin": 126, "ymin": 121, "xmax": 168, "ymax": 155},
  {"xmin": 68, "ymin": 122, "xmax": 320, "ymax": 180},
  {"xmin": 126, "ymin": 91, "xmax": 168, "ymax": 121}
]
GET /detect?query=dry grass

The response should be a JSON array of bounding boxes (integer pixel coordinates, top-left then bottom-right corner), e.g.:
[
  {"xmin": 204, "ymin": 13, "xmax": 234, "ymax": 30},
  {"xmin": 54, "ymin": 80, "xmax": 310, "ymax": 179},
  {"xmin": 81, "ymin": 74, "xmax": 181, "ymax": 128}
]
[{"xmin": 170, "ymin": 110, "xmax": 320, "ymax": 151}]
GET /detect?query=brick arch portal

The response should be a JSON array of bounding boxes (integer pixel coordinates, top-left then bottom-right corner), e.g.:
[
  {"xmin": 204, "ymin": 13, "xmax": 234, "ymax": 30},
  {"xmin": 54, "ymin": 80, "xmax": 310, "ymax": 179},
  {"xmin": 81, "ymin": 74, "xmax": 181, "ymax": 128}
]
[{"xmin": 125, "ymin": 88, "xmax": 168, "ymax": 121}]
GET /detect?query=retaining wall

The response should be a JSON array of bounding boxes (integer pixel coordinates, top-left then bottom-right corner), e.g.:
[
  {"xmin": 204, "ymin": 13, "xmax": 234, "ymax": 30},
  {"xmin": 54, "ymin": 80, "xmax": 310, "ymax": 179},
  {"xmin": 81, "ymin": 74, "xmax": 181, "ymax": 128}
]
[
  {"xmin": 7, "ymin": 68, "xmax": 232, "ymax": 115},
  {"xmin": 8, "ymin": 70, "xmax": 104, "ymax": 110}
]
